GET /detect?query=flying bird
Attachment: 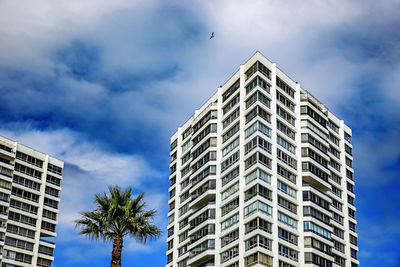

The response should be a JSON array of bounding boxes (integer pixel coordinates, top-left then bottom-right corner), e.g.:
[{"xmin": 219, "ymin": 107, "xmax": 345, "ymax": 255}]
[{"xmin": 210, "ymin": 32, "xmax": 214, "ymax": 39}]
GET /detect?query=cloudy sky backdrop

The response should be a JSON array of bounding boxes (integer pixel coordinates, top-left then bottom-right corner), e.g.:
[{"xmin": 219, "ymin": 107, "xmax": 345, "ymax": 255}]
[{"xmin": 0, "ymin": 0, "xmax": 399, "ymax": 266}]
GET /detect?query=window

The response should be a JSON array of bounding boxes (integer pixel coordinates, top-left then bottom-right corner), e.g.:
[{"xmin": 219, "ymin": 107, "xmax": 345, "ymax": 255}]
[
  {"xmin": 221, "ymin": 213, "xmax": 239, "ymax": 231},
  {"xmin": 7, "ymin": 224, "xmax": 35, "ymax": 239},
  {"xmin": 12, "ymin": 187, "xmax": 39, "ymax": 203},
  {"xmin": 349, "ymin": 208, "xmax": 356, "ymax": 219},
  {"xmin": 277, "ymin": 120, "xmax": 296, "ymax": 140},
  {"xmin": 245, "ymin": 152, "xmax": 271, "ymax": 170},
  {"xmin": 276, "ymin": 78, "xmax": 295, "ymax": 98},
  {"xmin": 301, "ymin": 106, "xmax": 327, "ymax": 127},
  {"xmin": 14, "ymin": 163, "xmax": 42, "ymax": 179},
  {"xmin": 179, "ymin": 203, "xmax": 190, "ymax": 217},
  {"xmin": 346, "ymin": 182, "xmax": 354, "ymax": 193},
  {"xmin": 10, "ymin": 199, "xmax": 39, "ymax": 214},
  {"xmin": 347, "ymin": 169, "xmax": 354, "ymax": 180},
  {"xmin": 223, "ymin": 94, "xmax": 240, "ymax": 115},
  {"xmin": 278, "ymin": 196, "xmax": 297, "ymax": 214},
  {"xmin": 329, "ymin": 134, "xmax": 340, "ymax": 147},
  {"xmin": 245, "ymin": 235, "xmax": 272, "ymax": 251},
  {"xmin": 245, "ymin": 61, "xmax": 271, "ymax": 81},
  {"xmin": 222, "ymin": 182, "xmax": 239, "ymax": 201},
  {"xmin": 305, "ymin": 237, "xmax": 332, "ymax": 255},
  {"xmin": 304, "ymin": 221, "xmax": 331, "ymax": 240},
  {"xmin": 277, "ymin": 106, "xmax": 295, "ymax": 126},
  {"xmin": 301, "ymin": 147, "xmax": 328, "ymax": 167},
  {"xmin": 220, "ymin": 245, "xmax": 239, "ymax": 263},
  {"xmin": 168, "ymin": 213, "xmax": 174, "ymax": 224},
  {"xmin": 346, "ymin": 157, "xmax": 353, "ymax": 168},
  {"xmin": 245, "ymin": 136, "xmax": 271, "ymax": 155},
  {"xmin": 191, "ymin": 224, "xmax": 215, "ymax": 244},
  {"xmin": 277, "ymin": 180, "xmax": 296, "ymax": 198},
  {"xmin": 221, "ymin": 198, "xmax": 239, "ymax": 217},
  {"xmin": 331, "ymin": 185, "xmax": 342, "ymax": 198},
  {"xmin": 345, "ymin": 132, "xmax": 352, "ymax": 143},
  {"xmin": 246, "ymin": 105, "xmax": 271, "ymax": 124},
  {"xmin": 329, "ymin": 146, "xmax": 340, "ymax": 159},
  {"xmin": 170, "ymin": 163, "xmax": 176, "ymax": 175},
  {"xmin": 278, "ymin": 211, "xmax": 297, "ymax": 229},
  {"xmin": 45, "ymin": 186, "xmax": 59, "ymax": 197},
  {"xmin": 182, "ymin": 127, "xmax": 192, "ymax": 140},
  {"xmin": 222, "ymin": 137, "xmax": 240, "ymax": 157},
  {"xmin": 221, "ymin": 151, "xmax": 239, "ymax": 172},
  {"xmin": 8, "ymin": 211, "xmax": 36, "ymax": 226},
  {"xmin": 246, "ymin": 91, "xmax": 270, "ymax": 109},
  {"xmin": 327, "ymin": 120, "xmax": 339, "ymax": 133},
  {"xmin": 334, "ymin": 240, "xmax": 345, "ymax": 253},
  {"xmin": 302, "ymin": 133, "xmax": 328, "ymax": 154},
  {"xmin": 301, "ymin": 120, "xmax": 328, "ymax": 139},
  {"xmin": 193, "ymin": 110, "xmax": 217, "ymax": 133},
  {"xmin": 279, "ymin": 244, "xmax": 298, "ymax": 262},
  {"xmin": 181, "ymin": 152, "xmax": 191, "ymax": 165},
  {"xmin": 351, "ymin": 248, "xmax": 358, "ymax": 259},
  {"xmin": 343, "ymin": 144, "xmax": 352, "ymax": 156},
  {"xmin": 348, "ymin": 195, "xmax": 355, "ymax": 206},
  {"xmin": 16, "ymin": 151, "xmax": 43, "ymax": 168},
  {"xmin": 223, "ymin": 108, "xmax": 240, "ymax": 129},
  {"xmin": 169, "ymin": 188, "xmax": 175, "ymax": 199},
  {"xmin": 223, "ymin": 123, "xmax": 240, "ymax": 143},
  {"xmin": 245, "ymin": 121, "xmax": 271, "ymax": 139},
  {"xmin": 192, "ymin": 151, "xmax": 216, "ymax": 172},
  {"xmin": 277, "ymin": 135, "xmax": 295, "ymax": 154},
  {"xmin": 305, "ymin": 253, "xmax": 332, "ymax": 267},
  {"xmin": 244, "ymin": 201, "xmax": 272, "ymax": 218},
  {"xmin": 190, "ymin": 209, "xmax": 215, "ymax": 228},
  {"xmin": 332, "ymin": 211, "xmax": 343, "ymax": 225},
  {"xmin": 278, "ymin": 227, "xmax": 298, "ymax": 245},
  {"xmin": 46, "ymin": 174, "xmax": 61, "ymax": 187},
  {"xmin": 245, "ymin": 168, "xmax": 271, "ymax": 185},
  {"xmin": 222, "ymin": 167, "xmax": 239, "ymax": 187},
  {"xmin": 191, "ymin": 180, "xmax": 216, "ymax": 201},
  {"xmin": 302, "ymin": 162, "xmax": 329, "ymax": 182},
  {"xmin": 47, "ymin": 163, "xmax": 62, "ymax": 176},
  {"xmin": 191, "ymin": 165, "xmax": 216, "ymax": 185},
  {"xmin": 331, "ymin": 173, "xmax": 341, "ymax": 185},
  {"xmin": 244, "ymin": 251, "xmax": 273, "ymax": 267},
  {"xmin": 245, "ymin": 217, "xmax": 272, "ymax": 234},
  {"xmin": 303, "ymin": 206, "xmax": 330, "ymax": 225},
  {"xmin": 303, "ymin": 191, "xmax": 330, "ymax": 211},
  {"xmin": 277, "ymin": 91, "xmax": 295, "ymax": 112},
  {"xmin": 277, "ymin": 165, "xmax": 296, "ymax": 184},
  {"xmin": 223, "ymin": 79, "xmax": 240, "ymax": 102},
  {"xmin": 221, "ymin": 228, "xmax": 239, "ymax": 247},
  {"xmin": 245, "ymin": 184, "xmax": 272, "ymax": 202},
  {"xmin": 168, "ymin": 226, "xmax": 174, "ymax": 237},
  {"xmin": 350, "ymin": 234, "xmax": 358, "ymax": 246},
  {"xmin": 277, "ymin": 149, "xmax": 297, "ymax": 169},
  {"xmin": 332, "ymin": 199, "xmax": 343, "ymax": 211},
  {"xmin": 192, "ymin": 124, "xmax": 217, "ymax": 146}
]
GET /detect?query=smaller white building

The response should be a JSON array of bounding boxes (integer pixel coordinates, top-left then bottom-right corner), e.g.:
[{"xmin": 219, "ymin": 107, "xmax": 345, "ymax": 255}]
[{"xmin": 0, "ymin": 135, "xmax": 63, "ymax": 267}]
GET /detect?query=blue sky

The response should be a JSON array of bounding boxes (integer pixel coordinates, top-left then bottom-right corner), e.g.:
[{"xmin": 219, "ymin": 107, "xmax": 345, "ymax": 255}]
[{"xmin": 0, "ymin": 0, "xmax": 399, "ymax": 266}]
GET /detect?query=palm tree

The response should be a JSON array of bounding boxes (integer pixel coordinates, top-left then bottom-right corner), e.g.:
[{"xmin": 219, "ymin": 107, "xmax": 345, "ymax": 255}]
[{"xmin": 75, "ymin": 186, "xmax": 162, "ymax": 267}]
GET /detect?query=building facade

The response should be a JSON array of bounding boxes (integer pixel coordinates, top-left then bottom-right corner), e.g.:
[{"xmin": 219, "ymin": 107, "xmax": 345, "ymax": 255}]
[
  {"xmin": 166, "ymin": 52, "xmax": 358, "ymax": 267},
  {"xmin": 0, "ymin": 136, "xmax": 63, "ymax": 267}
]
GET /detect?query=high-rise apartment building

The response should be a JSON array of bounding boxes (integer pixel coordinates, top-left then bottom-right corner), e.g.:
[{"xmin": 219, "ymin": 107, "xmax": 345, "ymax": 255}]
[
  {"xmin": 166, "ymin": 52, "xmax": 358, "ymax": 267},
  {"xmin": 0, "ymin": 135, "xmax": 63, "ymax": 267}
]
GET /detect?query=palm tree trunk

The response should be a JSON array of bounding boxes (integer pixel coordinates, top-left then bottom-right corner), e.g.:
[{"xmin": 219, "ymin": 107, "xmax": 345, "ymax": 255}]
[{"xmin": 111, "ymin": 235, "xmax": 123, "ymax": 267}]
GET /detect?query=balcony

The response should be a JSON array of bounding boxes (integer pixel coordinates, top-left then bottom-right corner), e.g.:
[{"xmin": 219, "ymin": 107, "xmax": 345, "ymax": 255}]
[{"xmin": 190, "ymin": 180, "xmax": 216, "ymax": 210}]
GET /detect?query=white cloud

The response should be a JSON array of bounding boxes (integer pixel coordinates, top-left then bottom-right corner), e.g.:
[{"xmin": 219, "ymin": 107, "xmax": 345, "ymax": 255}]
[{"xmin": 0, "ymin": 128, "xmax": 166, "ymax": 237}]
